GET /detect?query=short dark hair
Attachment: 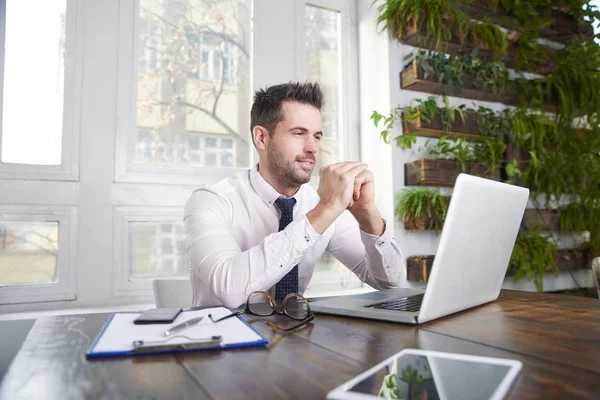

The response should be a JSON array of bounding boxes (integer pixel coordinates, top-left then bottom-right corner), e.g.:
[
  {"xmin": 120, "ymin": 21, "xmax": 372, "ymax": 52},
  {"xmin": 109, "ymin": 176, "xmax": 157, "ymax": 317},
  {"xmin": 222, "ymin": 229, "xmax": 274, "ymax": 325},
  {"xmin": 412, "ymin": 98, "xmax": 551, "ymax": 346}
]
[{"xmin": 250, "ymin": 81, "xmax": 323, "ymax": 136}]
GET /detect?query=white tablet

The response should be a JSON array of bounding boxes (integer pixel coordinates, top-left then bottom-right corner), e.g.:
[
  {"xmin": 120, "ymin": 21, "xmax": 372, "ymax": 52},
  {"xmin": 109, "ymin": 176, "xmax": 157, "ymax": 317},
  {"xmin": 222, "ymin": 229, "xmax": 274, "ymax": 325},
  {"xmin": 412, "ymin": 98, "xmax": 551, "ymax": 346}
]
[{"xmin": 327, "ymin": 349, "xmax": 522, "ymax": 400}]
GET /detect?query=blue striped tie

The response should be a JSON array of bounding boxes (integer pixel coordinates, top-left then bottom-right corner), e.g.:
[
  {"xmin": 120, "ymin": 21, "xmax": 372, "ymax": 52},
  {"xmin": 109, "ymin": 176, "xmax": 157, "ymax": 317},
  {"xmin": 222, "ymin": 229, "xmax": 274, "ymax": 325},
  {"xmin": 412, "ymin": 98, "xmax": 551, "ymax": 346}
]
[{"xmin": 274, "ymin": 197, "xmax": 298, "ymax": 301}]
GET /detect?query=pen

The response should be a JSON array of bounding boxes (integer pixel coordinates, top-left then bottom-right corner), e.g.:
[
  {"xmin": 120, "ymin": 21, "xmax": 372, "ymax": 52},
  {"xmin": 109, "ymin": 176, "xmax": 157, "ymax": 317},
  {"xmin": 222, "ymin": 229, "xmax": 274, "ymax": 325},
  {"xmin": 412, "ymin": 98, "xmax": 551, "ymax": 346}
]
[
  {"xmin": 163, "ymin": 316, "xmax": 204, "ymax": 337},
  {"xmin": 132, "ymin": 335, "xmax": 223, "ymax": 353}
]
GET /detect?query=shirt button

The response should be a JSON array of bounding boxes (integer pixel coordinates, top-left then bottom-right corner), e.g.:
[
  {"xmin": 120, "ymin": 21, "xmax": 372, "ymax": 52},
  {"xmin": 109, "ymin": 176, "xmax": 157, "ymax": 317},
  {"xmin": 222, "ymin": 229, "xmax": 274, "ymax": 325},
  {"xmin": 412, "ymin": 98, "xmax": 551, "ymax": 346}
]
[
  {"xmin": 304, "ymin": 235, "xmax": 310, "ymax": 243},
  {"xmin": 279, "ymin": 265, "xmax": 283, "ymax": 268},
  {"xmin": 378, "ymin": 241, "xmax": 385, "ymax": 246}
]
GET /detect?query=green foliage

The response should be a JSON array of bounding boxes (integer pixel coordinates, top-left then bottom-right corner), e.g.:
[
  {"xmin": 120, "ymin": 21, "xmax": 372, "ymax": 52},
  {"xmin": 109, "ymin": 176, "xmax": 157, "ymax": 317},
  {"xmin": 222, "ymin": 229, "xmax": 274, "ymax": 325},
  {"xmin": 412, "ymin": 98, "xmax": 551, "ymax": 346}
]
[
  {"xmin": 425, "ymin": 134, "xmax": 505, "ymax": 173},
  {"xmin": 402, "ymin": 96, "xmax": 439, "ymax": 124},
  {"xmin": 475, "ymin": 106, "xmax": 514, "ymax": 143},
  {"xmin": 411, "ymin": 49, "xmax": 510, "ymax": 96},
  {"xmin": 509, "ymin": 228, "xmax": 558, "ymax": 292},
  {"xmin": 371, "ymin": 107, "xmax": 402, "ymax": 144},
  {"xmin": 371, "ymin": 106, "xmax": 419, "ymax": 149},
  {"xmin": 560, "ymin": 199, "xmax": 600, "ymax": 255},
  {"xmin": 400, "ymin": 365, "xmax": 424, "ymax": 385},
  {"xmin": 374, "ymin": 0, "xmax": 507, "ymax": 54},
  {"xmin": 395, "ymin": 188, "xmax": 448, "ymax": 233},
  {"xmin": 376, "ymin": 0, "xmax": 600, "ymax": 289},
  {"xmin": 426, "ymin": 135, "xmax": 474, "ymax": 172}
]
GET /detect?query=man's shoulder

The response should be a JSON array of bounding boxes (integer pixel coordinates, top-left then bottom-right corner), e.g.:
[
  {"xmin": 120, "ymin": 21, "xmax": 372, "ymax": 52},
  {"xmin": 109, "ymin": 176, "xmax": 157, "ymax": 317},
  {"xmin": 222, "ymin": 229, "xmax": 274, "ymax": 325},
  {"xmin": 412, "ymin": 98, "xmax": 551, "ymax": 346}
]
[
  {"xmin": 205, "ymin": 170, "xmax": 251, "ymax": 195},
  {"xmin": 185, "ymin": 170, "xmax": 251, "ymax": 212}
]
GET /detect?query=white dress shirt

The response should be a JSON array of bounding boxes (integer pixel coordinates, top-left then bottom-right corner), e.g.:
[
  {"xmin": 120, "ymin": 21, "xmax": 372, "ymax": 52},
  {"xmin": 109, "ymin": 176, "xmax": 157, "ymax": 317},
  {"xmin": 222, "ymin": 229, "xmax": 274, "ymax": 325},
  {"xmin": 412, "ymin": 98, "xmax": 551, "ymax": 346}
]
[{"xmin": 184, "ymin": 164, "xmax": 405, "ymax": 308}]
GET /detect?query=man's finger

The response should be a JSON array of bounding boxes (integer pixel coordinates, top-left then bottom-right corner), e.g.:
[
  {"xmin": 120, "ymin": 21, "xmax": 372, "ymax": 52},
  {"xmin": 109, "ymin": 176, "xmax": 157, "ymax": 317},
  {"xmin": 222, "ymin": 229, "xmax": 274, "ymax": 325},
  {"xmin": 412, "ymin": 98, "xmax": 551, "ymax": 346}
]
[
  {"xmin": 353, "ymin": 178, "xmax": 362, "ymax": 200},
  {"xmin": 345, "ymin": 163, "xmax": 368, "ymax": 178},
  {"xmin": 336, "ymin": 161, "xmax": 365, "ymax": 175},
  {"xmin": 355, "ymin": 170, "xmax": 373, "ymax": 184},
  {"xmin": 353, "ymin": 170, "xmax": 373, "ymax": 200}
]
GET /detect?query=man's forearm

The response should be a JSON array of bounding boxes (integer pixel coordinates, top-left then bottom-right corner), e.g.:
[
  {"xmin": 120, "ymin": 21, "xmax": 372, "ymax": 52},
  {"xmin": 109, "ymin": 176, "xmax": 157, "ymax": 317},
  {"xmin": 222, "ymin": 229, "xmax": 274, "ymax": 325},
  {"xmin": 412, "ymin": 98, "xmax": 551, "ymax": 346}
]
[
  {"xmin": 350, "ymin": 206, "xmax": 385, "ymax": 236},
  {"xmin": 306, "ymin": 203, "xmax": 341, "ymax": 234}
]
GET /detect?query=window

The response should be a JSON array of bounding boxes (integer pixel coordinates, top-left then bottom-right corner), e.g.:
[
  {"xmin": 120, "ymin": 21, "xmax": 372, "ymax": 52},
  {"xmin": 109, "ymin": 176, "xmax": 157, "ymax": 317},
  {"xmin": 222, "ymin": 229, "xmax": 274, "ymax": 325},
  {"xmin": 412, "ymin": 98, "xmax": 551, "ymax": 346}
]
[
  {"xmin": 1, "ymin": 0, "xmax": 65, "ymax": 165},
  {"xmin": 0, "ymin": 221, "xmax": 59, "ymax": 286},
  {"xmin": 187, "ymin": 33, "xmax": 237, "ymax": 84},
  {"xmin": 130, "ymin": 222, "xmax": 186, "ymax": 280},
  {"xmin": 126, "ymin": 0, "xmax": 252, "ymax": 177},
  {"xmin": 304, "ymin": 1, "xmax": 363, "ymax": 294},
  {"xmin": 0, "ymin": 206, "xmax": 76, "ymax": 305},
  {"xmin": 306, "ymin": 4, "xmax": 344, "ymax": 173},
  {"xmin": 186, "ymin": 134, "xmax": 237, "ymax": 167},
  {"xmin": 113, "ymin": 207, "xmax": 187, "ymax": 296},
  {"xmin": 0, "ymin": 0, "xmax": 80, "ymax": 181},
  {"xmin": 138, "ymin": 17, "xmax": 160, "ymax": 71}
]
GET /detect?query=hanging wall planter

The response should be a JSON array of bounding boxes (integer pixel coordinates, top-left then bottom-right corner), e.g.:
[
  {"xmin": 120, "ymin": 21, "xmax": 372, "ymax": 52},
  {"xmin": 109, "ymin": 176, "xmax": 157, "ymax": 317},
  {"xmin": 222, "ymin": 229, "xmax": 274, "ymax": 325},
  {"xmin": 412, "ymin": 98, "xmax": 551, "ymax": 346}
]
[
  {"xmin": 405, "ymin": 158, "xmax": 501, "ymax": 186},
  {"xmin": 407, "ymin": 247, "xmax": 592, "ymax": 284}
]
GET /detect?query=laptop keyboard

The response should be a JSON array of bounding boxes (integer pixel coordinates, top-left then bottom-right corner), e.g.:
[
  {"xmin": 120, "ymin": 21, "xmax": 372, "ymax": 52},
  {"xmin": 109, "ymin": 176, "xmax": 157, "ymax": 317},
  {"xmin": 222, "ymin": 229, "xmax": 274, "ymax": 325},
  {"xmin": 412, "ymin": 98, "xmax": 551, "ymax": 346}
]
[{"xmin": 366, "ymin": 293, "xmax": 424, "ymax": 312}]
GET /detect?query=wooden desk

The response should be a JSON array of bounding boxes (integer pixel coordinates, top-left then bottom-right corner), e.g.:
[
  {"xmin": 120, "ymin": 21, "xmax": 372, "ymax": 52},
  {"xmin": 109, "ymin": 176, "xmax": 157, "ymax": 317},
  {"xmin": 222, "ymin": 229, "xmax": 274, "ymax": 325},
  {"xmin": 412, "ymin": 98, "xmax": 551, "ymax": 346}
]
[{"xmin": 1, "ymin": 290, "xmax": 599, "ymax": 399}]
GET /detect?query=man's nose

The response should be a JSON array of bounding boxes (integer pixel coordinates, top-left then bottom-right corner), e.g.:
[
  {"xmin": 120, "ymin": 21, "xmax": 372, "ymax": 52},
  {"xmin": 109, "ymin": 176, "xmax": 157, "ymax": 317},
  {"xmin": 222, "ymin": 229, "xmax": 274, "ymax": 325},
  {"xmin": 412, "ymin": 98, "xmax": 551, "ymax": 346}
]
[{"xmin": 304, "ymin": 136, "xmax": 319, "ymax": 153}]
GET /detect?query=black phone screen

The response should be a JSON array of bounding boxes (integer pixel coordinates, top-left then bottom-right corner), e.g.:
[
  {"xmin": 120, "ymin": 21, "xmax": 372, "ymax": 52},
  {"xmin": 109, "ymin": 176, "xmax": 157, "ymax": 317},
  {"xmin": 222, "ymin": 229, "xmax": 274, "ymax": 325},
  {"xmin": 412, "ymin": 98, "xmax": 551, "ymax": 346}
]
[{"xmin": 133, "ymin": 308, "xmax": 182, "ymax": 324}]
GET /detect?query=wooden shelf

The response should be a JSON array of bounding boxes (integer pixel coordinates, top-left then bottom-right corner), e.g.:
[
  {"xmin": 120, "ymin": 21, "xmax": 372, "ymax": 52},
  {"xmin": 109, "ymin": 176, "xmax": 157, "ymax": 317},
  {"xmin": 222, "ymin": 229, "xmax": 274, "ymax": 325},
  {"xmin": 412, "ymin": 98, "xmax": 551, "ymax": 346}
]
[
  {"xmin": 407, "ymin": 248, "xmax": 592, "ymax": 283},
  {"xmin": 400, "ymin": 19, "xmax": 557, "ymax": 75},
  {"xmin": 400, "ymin": 60, "xmax": 555, "ymax": 113},
  {"xmin": 405, "ymin": 158, "xmax": 501, "ymax": 187},
  {"xmin": 405, "ymin": 206, "xmax": 562, "ymax": 232},
  {"xmin": 458, "ymin": 2, "xmax": 593, "ymax": 46},
  {"xmin": 401, "ymin": 59, "xmax": 520, "ymax": 107},
  {"xmin": 521, "ymin": 209, "xmax": 561, "ymax": 231},
  {"xmin": 402, "ymin": 105, "xmax": 483, "ymax": 141}
]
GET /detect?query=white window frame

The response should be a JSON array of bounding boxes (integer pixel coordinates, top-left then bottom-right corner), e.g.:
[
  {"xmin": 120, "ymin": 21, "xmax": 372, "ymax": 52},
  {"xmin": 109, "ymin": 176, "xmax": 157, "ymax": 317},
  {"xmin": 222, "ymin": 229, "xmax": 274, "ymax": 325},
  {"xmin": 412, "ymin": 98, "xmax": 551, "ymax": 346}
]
[
  {"xmin": 299, "ymin": 0, "xmax": 364, "ymax": 292},
  {"xmin": 0, "ymin": 0, "xmax": 82, "ymax": 181},
  {"xmin": 298, "ymin": 0, "xmax": 360, "ymax": 163},
  {"xmin": 112, "ymin": 206, "xmax": 185, "ymax": 298},
  {"xmin": 114, "ymin": 0, "xmax": 253, "ymax": 185},
  {"xmin": 0, "ymin": 205, "xmax": 77, "ymax": 304}
]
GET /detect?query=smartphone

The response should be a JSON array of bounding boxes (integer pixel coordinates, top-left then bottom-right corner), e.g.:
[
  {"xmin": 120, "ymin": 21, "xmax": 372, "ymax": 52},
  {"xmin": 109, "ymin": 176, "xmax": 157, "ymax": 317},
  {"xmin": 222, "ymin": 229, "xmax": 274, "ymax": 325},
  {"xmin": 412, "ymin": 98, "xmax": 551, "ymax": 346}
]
[{"xmin": 133, "ymin": 308, "xmax": 182, "ymax": 324}]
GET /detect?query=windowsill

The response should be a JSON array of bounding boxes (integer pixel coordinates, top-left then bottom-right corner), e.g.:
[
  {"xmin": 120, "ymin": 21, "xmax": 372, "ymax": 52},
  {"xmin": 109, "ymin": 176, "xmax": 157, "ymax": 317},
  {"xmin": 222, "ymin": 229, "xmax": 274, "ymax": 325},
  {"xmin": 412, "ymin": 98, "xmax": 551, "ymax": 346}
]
[{"xmin": 0, "ymin": 302, "xmax": 156, "ymax": 322}]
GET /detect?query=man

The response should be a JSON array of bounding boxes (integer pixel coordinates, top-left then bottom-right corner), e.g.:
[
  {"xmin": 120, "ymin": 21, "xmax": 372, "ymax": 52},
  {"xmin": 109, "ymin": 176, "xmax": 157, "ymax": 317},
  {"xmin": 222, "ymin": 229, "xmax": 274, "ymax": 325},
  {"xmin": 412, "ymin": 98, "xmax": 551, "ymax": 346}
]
[{"xmin": 184, "ymin": 81, "xmax": 405, "ymax": 308}]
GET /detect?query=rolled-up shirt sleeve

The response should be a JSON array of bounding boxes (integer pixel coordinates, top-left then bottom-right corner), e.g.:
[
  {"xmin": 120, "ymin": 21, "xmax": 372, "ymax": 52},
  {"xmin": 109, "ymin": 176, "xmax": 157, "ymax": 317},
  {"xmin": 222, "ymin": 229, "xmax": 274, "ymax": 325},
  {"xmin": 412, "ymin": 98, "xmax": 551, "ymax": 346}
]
[
  {"xmin": 326, "ymin": 210, "xmax": 405, "ymax": 289},
  {"xmin": 184, "ymin": 189, "xmax": 319, "ymax": 308}
]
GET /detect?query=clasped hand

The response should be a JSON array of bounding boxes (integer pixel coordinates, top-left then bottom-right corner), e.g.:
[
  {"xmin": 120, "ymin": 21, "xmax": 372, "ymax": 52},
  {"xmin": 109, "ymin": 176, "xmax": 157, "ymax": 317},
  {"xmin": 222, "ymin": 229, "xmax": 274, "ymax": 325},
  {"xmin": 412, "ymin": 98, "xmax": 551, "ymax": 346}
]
[{"xmin": 316, "ymin": 161, "xmax": 375, "ymax": 217}]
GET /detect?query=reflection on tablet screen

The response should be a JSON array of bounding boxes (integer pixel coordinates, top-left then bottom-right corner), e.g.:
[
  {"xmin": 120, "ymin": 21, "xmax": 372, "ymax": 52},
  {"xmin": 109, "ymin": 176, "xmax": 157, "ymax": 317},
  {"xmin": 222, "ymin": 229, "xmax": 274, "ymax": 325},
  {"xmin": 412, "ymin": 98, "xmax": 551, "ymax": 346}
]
[{"xmin": 341, "ymin": 352, "xmax": 516, "ymax": 400}]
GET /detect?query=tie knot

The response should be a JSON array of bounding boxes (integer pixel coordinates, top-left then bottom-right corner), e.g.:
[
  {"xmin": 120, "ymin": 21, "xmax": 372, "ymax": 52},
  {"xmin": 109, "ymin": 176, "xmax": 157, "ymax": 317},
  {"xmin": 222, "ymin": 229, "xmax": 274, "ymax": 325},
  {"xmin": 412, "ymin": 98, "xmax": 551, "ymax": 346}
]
[{"xmin": 274, "ymin": 197, "xmax": 296, "ymax": 213}]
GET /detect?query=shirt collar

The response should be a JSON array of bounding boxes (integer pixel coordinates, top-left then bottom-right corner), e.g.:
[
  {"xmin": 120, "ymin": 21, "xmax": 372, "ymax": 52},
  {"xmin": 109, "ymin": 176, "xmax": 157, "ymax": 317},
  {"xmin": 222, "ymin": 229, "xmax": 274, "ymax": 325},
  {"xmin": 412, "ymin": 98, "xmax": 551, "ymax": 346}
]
[{"xmin": 250, "ymin": 163, "xmax": 289, "ymax": 207}]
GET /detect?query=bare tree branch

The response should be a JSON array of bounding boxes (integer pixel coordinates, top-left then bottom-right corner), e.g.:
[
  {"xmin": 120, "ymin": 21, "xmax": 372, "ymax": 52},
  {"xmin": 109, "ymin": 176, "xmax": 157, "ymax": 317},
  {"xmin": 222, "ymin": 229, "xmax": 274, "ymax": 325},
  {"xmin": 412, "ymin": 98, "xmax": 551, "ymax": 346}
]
[{"xmin": 155, "ymin": 99, "xmax": 249, "ymax": 145}]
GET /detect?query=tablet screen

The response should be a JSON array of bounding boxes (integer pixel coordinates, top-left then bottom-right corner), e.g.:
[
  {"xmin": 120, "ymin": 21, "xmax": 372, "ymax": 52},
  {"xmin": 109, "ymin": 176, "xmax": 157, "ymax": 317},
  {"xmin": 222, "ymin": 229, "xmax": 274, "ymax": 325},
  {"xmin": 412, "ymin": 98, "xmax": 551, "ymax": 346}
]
[{"xmin": 327, "ymin": 349, "xmax": 522, "ymax": 400}]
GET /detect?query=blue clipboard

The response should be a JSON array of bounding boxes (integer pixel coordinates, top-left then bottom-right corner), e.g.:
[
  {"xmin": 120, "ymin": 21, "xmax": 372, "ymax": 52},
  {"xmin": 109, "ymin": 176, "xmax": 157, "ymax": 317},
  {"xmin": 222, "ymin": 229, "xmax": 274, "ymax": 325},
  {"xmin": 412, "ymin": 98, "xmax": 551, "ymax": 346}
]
[{"xmin": 86, "ymin": 308, "xmax": 268, "ymax": 359}]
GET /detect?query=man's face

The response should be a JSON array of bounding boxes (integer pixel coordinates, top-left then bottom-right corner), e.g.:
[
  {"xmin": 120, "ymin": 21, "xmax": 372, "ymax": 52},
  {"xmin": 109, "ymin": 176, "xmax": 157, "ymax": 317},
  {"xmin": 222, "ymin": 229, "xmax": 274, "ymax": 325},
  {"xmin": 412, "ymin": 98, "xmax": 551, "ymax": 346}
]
[{"xmin": 264, "ymin": 101, "xmax": 323, "ymax": 189}]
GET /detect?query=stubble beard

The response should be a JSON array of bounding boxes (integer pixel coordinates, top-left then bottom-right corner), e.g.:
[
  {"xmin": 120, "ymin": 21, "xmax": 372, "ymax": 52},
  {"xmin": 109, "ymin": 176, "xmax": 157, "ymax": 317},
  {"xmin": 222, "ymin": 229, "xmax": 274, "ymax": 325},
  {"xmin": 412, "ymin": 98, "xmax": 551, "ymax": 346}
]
[{"xmin": 266, "ymin": 147, "xmax": 313, "ymax": 190}]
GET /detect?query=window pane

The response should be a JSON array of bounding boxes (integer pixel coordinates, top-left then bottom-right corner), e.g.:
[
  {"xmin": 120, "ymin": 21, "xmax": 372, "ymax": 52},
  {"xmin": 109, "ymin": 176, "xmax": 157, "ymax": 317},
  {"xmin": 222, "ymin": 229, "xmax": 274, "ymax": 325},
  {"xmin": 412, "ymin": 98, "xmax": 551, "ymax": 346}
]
[
  {"xmin": 306, "ymin": 5, "xmax": 342, "ymax": 174},
  {"xmin": 310, "ymin": 252, "xmax": 362, "ymax": 290},
  {"xmin": 205, "ymin": 137, "xmax": 217, "ymax": 148},
  {"xmin": 222, "ymin": 152, "xmax": 232, "ymax": 167},
  {"xmin": 136, "ymin": 0, "xmax": 252, "ymax": 169},
  {"xmin": 188, "ymin": 135, "xmax": 200, "ymax": 149},
  {"xmin": 0, "ymin": 221, "xmax": 59, "ymax": 285},
  {"xmin": 129, "ymin": 221, "xmax": 187, "ymax": 279},
  {"xmin": 205, "ymin": 152, "xmax": 217, "ymax": 166},
  {"xmin": 1, "ymin": 0, "xmax": 66, "ymax": 165}
]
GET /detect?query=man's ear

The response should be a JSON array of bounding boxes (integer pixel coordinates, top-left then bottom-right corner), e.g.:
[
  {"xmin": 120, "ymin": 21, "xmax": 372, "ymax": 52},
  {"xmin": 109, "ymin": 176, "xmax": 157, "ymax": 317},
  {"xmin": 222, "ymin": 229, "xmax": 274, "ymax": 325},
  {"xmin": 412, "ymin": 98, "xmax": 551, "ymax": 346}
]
[{"xmin": 252, "ymin": 126, "xmax": 269, "ymax": 150}]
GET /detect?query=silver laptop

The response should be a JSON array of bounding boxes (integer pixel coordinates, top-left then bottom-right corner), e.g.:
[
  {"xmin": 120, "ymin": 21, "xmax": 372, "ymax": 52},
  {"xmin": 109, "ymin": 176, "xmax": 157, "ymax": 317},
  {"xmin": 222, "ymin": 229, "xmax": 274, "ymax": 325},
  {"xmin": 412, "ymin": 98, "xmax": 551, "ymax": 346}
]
[{"xmin": 310, "ymin": 173, "xmax": 529, "ymax": 324}]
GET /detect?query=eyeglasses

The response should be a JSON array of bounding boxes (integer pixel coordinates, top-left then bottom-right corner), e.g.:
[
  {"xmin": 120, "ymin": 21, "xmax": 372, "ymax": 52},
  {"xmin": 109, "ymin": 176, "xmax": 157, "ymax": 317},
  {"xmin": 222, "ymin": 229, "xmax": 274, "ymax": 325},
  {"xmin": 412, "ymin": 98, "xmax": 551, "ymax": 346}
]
[{"xmin": 209, "ymin": 291, "xmax": 314, "ymax": 333}]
